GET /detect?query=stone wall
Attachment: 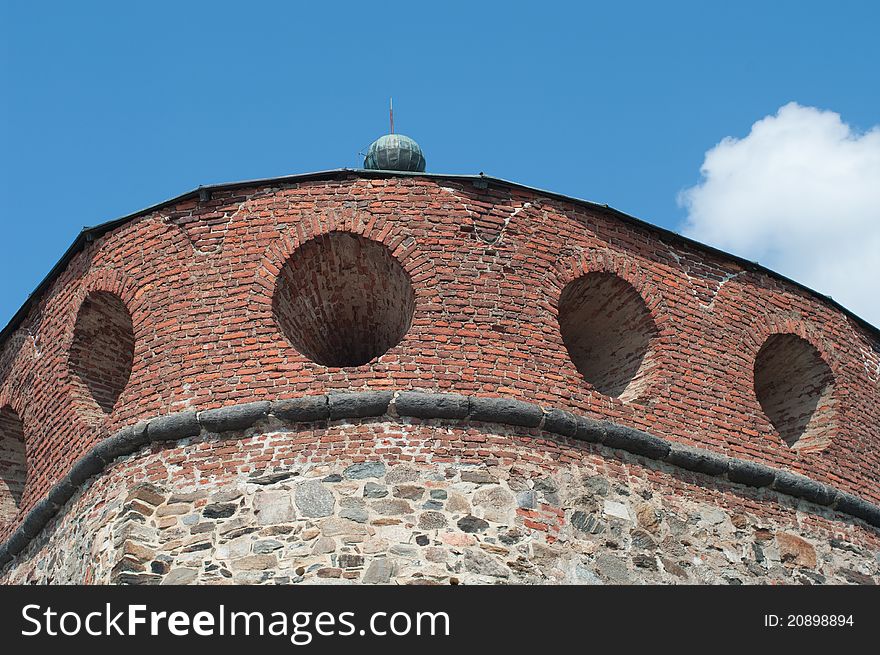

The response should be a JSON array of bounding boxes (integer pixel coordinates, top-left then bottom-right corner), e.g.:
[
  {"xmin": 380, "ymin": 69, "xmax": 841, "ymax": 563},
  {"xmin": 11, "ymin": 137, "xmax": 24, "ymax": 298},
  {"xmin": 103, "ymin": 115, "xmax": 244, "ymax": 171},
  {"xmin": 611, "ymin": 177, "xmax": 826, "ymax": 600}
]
[
  {"xmin": 3, "ymin": 418, "xmax": 878, "ymax": 585},
  {"xmin": 1, "ymin": 174, "xmax": 878, "ymax": 544}
]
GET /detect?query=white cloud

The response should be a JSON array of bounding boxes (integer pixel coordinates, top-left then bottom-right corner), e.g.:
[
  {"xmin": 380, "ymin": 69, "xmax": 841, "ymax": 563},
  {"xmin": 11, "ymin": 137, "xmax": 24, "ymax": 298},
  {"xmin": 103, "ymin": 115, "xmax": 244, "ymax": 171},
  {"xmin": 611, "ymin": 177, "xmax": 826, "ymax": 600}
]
[{"xmin": 679, "ymin": 102, "xmax": 880, "ymax": 328}]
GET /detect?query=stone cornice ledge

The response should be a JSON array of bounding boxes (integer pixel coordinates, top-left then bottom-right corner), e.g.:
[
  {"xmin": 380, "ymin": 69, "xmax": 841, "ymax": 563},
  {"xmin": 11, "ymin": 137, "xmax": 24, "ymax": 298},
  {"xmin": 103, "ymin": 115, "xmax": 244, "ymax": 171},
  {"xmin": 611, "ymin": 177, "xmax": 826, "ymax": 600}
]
[{"xmin": 2, "ymin": 390, "xmax": 878, "ymax": 570}]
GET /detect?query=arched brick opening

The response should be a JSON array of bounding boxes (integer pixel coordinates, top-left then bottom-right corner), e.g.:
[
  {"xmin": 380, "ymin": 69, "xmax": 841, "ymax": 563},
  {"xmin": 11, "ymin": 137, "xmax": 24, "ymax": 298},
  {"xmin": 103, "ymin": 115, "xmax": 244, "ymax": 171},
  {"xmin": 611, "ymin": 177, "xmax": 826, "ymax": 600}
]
[
  {"xmin": 0, "ymin": 406, "xmax": 26, "ymax": 522},
  {"xmin": 272, "ymin": 232, "xmax": 416, "ymax": 367},
  {"xmin": 558, "ymin": 272, "xmax": 658, "ymax": 401},
  {"xmin": 753, "ymin": 333, "xmax": 836, "ymax": 451},
  {"xmin": 69, "ymin": 291, "xmax": 135, "ymax": 415}
]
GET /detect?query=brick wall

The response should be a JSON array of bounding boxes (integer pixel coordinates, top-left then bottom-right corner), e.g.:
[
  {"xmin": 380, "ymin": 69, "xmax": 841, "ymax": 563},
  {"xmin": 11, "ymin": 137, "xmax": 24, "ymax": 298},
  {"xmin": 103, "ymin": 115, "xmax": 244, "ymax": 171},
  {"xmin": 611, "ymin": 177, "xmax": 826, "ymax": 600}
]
[{"xmin": 0, "ymin": 173, "xmax": 878, "ymax": 550}]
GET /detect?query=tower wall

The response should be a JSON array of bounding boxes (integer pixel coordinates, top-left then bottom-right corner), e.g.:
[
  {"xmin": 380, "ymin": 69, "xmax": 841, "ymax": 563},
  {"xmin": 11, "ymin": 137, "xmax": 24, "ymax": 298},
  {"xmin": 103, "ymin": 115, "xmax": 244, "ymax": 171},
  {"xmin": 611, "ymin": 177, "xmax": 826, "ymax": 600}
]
[{"xmin": 1, "ymin": 173, "xmax": 878, "ymax": 583}]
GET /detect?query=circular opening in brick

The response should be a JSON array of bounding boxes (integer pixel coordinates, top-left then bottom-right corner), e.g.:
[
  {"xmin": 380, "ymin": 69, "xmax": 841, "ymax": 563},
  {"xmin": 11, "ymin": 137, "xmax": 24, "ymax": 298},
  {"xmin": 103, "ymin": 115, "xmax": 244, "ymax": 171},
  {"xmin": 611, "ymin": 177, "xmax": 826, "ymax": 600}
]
[
  {"xmin": 272, "ymin": 232, "xmax": 415, "ymax": 367},
  {"xmin": 558, "ymin": 272, "xmax": 658, "ymax": 401},
  {"xmin": 69, "ymin": 291, "xmax": 135, "ymax": 415},
  {"xmin": 754, "ymin": 333, "xmax": 835, "ymax": 451},
  {"xmin": 0, "ymin": 405, "xmax": 27, "ymax": 522}
]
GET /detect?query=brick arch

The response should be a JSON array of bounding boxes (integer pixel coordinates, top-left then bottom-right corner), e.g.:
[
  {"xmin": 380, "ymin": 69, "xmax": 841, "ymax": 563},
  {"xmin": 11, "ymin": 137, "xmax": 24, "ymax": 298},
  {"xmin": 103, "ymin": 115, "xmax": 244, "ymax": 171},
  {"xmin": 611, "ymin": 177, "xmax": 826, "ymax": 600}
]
[
  {"xmin": 703, "ymin": 273, "xmax": 880, "ymax": 489},
  {"xmin": 547, "ymin": 249, "xmax": 676, "ymax": 403},
  {"xmin": 85, "ymin": 215, "xmax": 196, "ymax": 316},
  {"xmin": 753, "ymin": 332, "xmax": 836, "ymax": 452},
  {"xmin": 0, "ymin": 334, "xmax": 40, "ymax": 447},
  {"xmin": 30, "ymin": 217, "xmax": 202, "ymax": 425},
  {"xmin": 273, "ymin": 233, "xmax": 415, "ymax": 367},
  {"xmin": 59, "ymin": 269, "xmax": 144, "ymax": 353},
  {"xmin": 708, "ymin": 274, "xmax": 847, "ymax": 394},
  {"xmin": 106, "ymin": 216, "xmax": 201, "ymax": 415},
  {"xmin": 740, "ymin": 314, "xmax": 841, "ymax": 454},
  {"xmin": 252, "ymin": 212, "xmax": 440, "ymax": 368},
  {"xmin": 254, "ymin": 210, "xmax": 438, "ymax": 301},
  {"xmin": 36, "ymin": 217, "xmax": 191, "ymax": 336},
  {"xmin": 0, "ymin": 391, "xmax": 28, "ymax": 524},
  {"xmin": 742, "ymin": 311, "xmax": 842, "ymax": 370},
  {"xmin": 1, "ymin": 332, "xmax": 60, "ymax": 512},
  {"xmin": 707, "ymin": 269, "xmax": 845, "ymax": 448},
  {"xmin": 62, "ymin": 270, "xmax": 141, "ymax": 424},
  {"xmin": 549, "ymin": 248, "xmax": 681, "ymax": 311},
  {"xmin": 94, "ymin": 212, "xmax": 197, "ymax": 263}
]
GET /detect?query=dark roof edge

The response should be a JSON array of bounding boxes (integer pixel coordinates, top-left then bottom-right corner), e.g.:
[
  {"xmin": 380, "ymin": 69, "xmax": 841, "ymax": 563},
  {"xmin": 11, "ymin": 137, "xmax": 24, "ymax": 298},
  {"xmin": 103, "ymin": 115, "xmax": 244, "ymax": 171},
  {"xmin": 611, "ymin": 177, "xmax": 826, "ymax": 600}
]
[{"xmin": 1, "ymin": 168, "xmax": 877, "ymax": 345}]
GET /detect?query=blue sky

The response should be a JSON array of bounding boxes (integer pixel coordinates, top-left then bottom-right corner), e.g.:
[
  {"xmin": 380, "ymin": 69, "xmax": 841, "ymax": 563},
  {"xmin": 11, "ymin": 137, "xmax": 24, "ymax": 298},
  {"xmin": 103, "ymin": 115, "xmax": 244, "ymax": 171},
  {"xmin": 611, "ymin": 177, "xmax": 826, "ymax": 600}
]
[{"xmin": 2, "ymin": 1, "xmax": 879, "ymax": 328}]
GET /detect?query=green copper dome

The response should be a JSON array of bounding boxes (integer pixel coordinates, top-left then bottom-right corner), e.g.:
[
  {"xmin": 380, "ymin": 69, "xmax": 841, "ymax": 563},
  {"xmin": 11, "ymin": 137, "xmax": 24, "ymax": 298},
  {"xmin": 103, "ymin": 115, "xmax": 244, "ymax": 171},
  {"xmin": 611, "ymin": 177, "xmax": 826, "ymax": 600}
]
[{"xmin": 364, "ymin": 134, "xmax": 426, "ymax": 172}]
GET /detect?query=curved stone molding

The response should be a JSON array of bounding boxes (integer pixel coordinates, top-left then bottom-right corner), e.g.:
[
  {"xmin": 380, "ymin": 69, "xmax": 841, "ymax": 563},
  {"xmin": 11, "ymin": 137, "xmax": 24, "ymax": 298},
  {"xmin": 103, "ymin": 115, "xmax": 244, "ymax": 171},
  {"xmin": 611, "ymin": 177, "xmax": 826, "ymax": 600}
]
[{"xmin": 1, "ymin": 391, "xmax": 878, "ymax": 570}]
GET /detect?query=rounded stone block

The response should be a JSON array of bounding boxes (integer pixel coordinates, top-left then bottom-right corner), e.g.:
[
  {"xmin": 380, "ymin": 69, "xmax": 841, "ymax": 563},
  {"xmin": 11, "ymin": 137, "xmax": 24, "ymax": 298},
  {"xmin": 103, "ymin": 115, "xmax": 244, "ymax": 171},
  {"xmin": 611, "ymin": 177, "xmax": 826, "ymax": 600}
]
[
  {"xmin": 271, "ymin": 396, "xmax": 329, "ymax": 423},
  {"xmin": 727, "ymin": 459, "xmax": 776, "ymax": 488},
  {"xmin": 664, "ymin": 444, "xmax": 729, "ymax": 477},
  {"xmin": 328, "ymin": 391, "xmax": 393, "ymax": 419},
  {"xmin": 772, "ymin": 470, "xmax": 836, "ymax": 507},
  {"xmin": 67, "ymin": 452, "xmax": 106, "ymax": 486},
  {"xmin": 573, "ymin": 416, "xmax": 604, "ymax": 443},
  {"xmin": 542, "ymin": 408, "xmax": 578, "ymax": 438},
  {"xmin": 147, "ymin": 411, "xmax": 200, "ymax": 441},
  {"xmin": 468, "ymin": 397, "xmax": 543, "ymax": 428},
  {"xmin": 601, "ymin": 423, "xmax": 670, "ymax": 460},
  {"xmin": 199, "ymin": 401, "xmax": 270, "ymax": 433},
  {"xmin": 394, "ymin": 392, "xmax": 469, "ymax": 420}
]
